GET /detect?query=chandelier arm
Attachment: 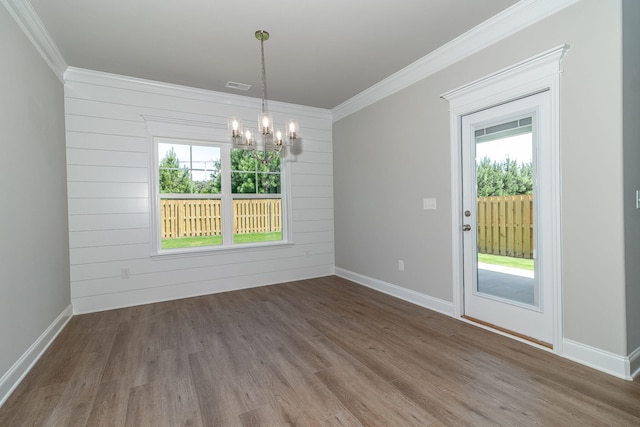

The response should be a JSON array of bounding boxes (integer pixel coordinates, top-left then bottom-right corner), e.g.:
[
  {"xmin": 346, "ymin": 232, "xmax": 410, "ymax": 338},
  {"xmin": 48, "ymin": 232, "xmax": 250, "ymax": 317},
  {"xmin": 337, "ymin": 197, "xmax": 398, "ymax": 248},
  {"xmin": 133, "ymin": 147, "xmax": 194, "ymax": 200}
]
[{"xmin": 248, "ymin": 146, "xmax": 278, "ymax": 166}]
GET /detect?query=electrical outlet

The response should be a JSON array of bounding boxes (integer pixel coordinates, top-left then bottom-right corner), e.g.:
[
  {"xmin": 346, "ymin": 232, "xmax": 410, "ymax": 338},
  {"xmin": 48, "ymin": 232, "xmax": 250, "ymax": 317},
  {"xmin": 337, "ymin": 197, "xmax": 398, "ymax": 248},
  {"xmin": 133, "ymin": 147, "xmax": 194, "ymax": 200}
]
[{"xmin": 398, "ymin": 260, "xmax": 405, "ymax": 271}]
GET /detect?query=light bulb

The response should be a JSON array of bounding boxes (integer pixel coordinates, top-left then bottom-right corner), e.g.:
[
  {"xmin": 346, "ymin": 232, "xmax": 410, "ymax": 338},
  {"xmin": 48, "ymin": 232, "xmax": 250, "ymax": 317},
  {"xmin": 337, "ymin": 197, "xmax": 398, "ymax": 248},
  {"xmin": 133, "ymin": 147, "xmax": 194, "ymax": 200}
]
[
  {"xmin": 287, "ymin": 120, "xmax": 298, "ymax": 139},
  {"xmin": 229, "ymin": 117, "xmax": 243, "ymax": 138},
  {"xmin": 244, "ymin": 129, "xmax": 254, "ymax": 145}
]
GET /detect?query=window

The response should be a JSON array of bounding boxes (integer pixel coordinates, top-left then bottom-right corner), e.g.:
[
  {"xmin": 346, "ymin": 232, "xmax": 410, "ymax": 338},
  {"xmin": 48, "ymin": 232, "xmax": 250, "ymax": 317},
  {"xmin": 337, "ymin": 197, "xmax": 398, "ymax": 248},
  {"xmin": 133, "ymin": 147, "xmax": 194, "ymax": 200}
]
[{"xmin": 152, "ymin": 136, "xmax": 287, "ymax": 254}]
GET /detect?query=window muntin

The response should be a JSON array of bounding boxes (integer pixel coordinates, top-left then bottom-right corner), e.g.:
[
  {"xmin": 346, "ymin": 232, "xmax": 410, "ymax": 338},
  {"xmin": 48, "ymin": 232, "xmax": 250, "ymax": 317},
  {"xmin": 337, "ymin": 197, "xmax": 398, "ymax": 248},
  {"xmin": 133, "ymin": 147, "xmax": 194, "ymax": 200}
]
[{"xmin": 154, "ymin": 138, "xmax": 285, "ymax": 253}]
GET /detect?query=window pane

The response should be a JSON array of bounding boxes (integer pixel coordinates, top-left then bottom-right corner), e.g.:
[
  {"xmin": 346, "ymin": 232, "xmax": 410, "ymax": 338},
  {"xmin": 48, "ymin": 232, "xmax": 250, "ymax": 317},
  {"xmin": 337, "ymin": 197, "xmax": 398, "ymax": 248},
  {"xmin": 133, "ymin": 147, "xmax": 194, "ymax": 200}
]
[
  {"xmin": 191, "ymin": 145, "xmax": 221, "ymax": 194},
  {"xmin": 257, "ymin": 172, "xmax": 281, "ymax": 194},
  {"xmin": 231, "ymin": 148, "xmax": 281, "ymax": 194},
  {"xmin": 233, "ymin": 198, "xmax": 283, "ymax": 244},
  {"xmin": 232, "ymin": 171, "xmax": 258, "ymax": 194},
  {"xmin": 160, "ymin": 198, "xmax": 223, "ymax": 249},
  {"xmin": 158, "ymin": 142, "xmax": 221, "ymax": 194},
  {"xmin": 158, "ymin": 143, "xmax": 192, "ymax": 194},
  {"xmin": 475, "ymin": 122, "xmax": 536, "ymax": 306}
]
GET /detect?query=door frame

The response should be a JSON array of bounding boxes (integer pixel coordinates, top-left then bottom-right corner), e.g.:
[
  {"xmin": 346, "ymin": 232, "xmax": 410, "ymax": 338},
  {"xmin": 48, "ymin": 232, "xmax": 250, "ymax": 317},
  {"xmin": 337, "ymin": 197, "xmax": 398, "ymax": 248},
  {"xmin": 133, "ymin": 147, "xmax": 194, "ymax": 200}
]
[{"xmin": 441, "ymin": 45, "xmax": 569, "ymax": 353}]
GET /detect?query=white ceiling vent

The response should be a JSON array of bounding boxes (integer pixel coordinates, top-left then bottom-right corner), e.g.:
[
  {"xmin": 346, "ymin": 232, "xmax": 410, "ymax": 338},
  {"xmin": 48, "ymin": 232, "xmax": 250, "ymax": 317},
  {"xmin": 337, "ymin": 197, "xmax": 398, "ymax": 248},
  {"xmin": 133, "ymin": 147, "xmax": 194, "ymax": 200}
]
[{"xmin": 225, "ymin": 81, "xmax": 251, "ymax": 91}]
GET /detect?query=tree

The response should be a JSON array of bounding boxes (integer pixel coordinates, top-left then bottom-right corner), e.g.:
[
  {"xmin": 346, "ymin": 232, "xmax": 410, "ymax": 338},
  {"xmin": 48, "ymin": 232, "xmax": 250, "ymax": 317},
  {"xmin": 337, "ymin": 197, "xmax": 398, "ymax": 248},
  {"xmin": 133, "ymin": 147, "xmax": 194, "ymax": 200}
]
[
  {"xmin": 476, "ymin": 157, "xmax": 502, "ymax": 197},
  {"xmin": 159, "ymin": 148, "xmax": 191, "ymax": 193},
  {"xmin": 476, "ymin": 156, "xmax": 533, "ymax": 197},
  {"xmin": 191, "ymin": 178, "xmax": 218, "ymax": 194},
  {"xmin": 517, "ymin": 161, "xmax": 533, "ymax": 194}
]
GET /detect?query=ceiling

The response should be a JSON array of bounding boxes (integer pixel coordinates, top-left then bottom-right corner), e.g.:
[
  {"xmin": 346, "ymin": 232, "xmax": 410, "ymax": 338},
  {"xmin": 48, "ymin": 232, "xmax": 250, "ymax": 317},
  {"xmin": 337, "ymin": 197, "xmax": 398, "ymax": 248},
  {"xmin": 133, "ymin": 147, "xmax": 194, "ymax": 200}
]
[{"xmin": 29, "ymin": 0, "xmax": 519, "ymax": 110}]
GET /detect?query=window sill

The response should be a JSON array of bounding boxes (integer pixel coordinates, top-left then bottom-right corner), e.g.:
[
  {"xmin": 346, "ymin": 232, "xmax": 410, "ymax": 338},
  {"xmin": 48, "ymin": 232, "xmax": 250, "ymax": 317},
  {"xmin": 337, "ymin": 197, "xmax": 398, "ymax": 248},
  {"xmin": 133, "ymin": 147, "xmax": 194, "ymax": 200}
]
[{"xmin": 151, "ymin": 240, "xmax": 294, "ymax": 260}]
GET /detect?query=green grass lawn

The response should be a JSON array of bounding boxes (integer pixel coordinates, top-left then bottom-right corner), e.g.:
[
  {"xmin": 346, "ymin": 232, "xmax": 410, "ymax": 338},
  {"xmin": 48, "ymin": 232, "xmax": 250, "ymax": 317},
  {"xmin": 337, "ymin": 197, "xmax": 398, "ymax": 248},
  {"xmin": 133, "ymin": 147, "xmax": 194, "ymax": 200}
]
[
  {"xmin": 162, "ymin": 232, "xmax": 282, "ymax": 249},
  {"xmin": 478, "ymin": 253, "xmax": 534, "ymax": 271}
]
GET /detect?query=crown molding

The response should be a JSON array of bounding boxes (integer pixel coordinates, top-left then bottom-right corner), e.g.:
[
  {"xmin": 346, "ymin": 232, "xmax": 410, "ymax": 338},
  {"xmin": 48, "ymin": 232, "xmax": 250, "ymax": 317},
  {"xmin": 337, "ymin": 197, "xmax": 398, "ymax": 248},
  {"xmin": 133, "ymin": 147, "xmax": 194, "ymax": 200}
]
[
  {"xmin": 64, "ymin": 67, "xmax": 332, "ymax": 120},
  {"xmin": 331, "ymin": 0, "xmax": 580, "ymax": 122},
  {"xmin": 1, "ymin": 0, "xmax": 67, "ymax": 82}
]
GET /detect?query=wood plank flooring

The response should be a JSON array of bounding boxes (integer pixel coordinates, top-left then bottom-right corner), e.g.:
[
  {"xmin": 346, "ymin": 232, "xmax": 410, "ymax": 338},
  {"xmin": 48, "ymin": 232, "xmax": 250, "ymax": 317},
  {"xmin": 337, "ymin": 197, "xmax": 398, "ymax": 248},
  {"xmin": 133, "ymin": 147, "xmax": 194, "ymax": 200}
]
[{"xmin": 1, "ymin": 276, "xmax": 639, "ymax": 426}]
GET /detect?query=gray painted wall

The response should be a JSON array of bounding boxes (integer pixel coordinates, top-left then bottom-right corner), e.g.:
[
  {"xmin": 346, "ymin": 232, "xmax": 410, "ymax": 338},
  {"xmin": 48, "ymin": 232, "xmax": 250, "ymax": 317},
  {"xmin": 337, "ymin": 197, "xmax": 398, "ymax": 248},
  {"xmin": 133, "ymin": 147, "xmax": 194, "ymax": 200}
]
[
  {"xmin": 334, "ymin": 0, "xmax": 629, "ymax": 355},
  {"xmin": 623, "ymin": 0, "xmax": 640, "ymax": 357},
  {"xmin": 0, "ymin": 6, "xmax": 70, "ymax": 377}
]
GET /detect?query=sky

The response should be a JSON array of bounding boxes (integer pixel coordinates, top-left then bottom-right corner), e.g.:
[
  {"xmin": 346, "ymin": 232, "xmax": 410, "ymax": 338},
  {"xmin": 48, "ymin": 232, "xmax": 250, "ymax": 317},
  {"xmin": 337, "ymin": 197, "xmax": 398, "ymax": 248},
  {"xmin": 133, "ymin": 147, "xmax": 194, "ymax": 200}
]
[{"xmin": 476, "ymin": 133, "xmax": 532, "ymax": 164}]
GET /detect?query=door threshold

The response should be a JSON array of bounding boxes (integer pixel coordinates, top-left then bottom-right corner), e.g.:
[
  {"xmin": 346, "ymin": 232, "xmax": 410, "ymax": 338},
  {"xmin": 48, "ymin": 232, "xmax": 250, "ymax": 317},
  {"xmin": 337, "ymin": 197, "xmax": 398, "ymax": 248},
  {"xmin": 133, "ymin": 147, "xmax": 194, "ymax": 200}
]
[{"xmin": 462, "ymin": 315, "xmax": 553, "ymax": 349}]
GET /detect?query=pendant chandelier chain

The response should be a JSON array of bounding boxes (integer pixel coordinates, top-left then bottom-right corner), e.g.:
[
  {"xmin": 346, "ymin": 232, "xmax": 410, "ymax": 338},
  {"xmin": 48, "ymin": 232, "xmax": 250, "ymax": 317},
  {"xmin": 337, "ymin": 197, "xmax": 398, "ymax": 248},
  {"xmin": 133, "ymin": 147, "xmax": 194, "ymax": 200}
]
[{"xmin": 260, "ymin": 32, "xmax": 268, "ymax": 114}]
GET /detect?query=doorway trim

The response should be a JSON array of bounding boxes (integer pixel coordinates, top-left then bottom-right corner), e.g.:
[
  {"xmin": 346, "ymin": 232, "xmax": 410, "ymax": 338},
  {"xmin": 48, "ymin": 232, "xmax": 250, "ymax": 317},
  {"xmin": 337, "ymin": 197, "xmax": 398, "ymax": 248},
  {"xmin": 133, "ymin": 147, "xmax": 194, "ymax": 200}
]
[{"xmin": 441, "ymin": 45, "xmax": 569, "ymax": 353}]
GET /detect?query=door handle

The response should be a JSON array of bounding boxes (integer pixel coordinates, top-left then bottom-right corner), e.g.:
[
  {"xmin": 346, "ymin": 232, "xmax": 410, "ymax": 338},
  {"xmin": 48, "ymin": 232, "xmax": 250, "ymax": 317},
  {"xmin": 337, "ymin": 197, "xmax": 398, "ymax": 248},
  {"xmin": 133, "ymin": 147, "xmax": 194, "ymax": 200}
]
[{"xmin": 462, "ymin": 224, "xmax": 471, "ymax": 231}]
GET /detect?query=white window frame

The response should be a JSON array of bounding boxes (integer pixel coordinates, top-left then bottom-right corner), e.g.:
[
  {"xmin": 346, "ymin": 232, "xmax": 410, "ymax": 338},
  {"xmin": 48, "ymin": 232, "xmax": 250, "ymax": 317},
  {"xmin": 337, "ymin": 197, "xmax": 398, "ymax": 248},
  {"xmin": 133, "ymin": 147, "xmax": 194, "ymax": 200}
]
[{"xmin": 143, "ymin": 116, "xmax": 292, "ymax": 257}]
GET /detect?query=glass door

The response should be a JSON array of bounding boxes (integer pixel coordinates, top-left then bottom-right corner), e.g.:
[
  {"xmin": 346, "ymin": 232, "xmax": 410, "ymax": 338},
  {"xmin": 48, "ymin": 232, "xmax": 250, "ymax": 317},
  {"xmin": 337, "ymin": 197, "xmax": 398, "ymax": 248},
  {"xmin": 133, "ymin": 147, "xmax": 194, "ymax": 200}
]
[{"xmin": 462, "ymin": 92, "xmax": 553, "ymax": 347}]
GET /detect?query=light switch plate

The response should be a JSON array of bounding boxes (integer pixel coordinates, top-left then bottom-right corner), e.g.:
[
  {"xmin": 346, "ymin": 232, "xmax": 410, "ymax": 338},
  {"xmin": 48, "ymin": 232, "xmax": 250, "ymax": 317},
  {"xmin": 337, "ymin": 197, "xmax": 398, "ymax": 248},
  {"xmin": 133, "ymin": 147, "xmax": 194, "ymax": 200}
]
[{"xmin": 423, "ymin": 198, "xmax": 437, "ymax": 210}]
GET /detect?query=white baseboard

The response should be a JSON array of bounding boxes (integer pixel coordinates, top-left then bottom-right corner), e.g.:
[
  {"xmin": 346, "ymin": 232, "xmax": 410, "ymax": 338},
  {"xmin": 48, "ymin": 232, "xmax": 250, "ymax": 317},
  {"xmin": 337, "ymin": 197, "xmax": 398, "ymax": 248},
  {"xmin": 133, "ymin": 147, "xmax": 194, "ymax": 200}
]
[
  {"xmin": 562, "ymin": 339, "xmax": 635, "ymax": 380},
  {"xmin": 0, "ymin": 305, "xmax": 73, "ymax": 406},
  {"xmin": 628, "ymin": 345, "xmax": 640, "ymax": 380},
  {"xmin": 334, "ymin": 267, "xmax": 454, "ymax": 316},
  {"xmin": 72, "ymin": 266, "xmax": 334, "ymax": 314},
  {"xmin": 334, "ymin": 268, "xmax": 639, "ymax": 381}
]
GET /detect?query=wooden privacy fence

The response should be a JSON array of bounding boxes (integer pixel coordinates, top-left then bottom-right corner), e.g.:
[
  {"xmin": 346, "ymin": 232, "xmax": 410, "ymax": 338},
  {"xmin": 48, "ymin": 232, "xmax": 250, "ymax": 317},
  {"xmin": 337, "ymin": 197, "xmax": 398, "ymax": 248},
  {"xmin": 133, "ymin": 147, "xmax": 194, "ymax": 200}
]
[
  {"xmin": 161, "ymin": 199, "xmax": 281, "ymax": 238},
  {"xmin": 234, "ymin": 199, "xmax": 281, "ymax": 235},
  {"xmin": 477, "ymin": 194, "xmax": 533, "ymax": 259}
]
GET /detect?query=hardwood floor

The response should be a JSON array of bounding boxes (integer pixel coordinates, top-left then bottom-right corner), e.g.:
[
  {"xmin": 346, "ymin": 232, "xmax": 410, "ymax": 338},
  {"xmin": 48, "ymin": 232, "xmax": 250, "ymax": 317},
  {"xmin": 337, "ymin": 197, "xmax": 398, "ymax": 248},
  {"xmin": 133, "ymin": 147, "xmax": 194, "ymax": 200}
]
[{"xmin": 1, "ymin": 276, "xmax": 639, "ymax": 426}]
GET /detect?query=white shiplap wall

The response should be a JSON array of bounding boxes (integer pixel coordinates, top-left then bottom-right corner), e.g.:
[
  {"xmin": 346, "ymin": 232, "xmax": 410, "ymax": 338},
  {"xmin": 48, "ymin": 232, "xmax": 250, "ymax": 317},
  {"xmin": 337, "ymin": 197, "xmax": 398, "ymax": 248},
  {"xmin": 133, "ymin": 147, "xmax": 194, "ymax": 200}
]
[{"xmin": 64, "ymin": 67, "xmax": 334, "ymax": 314}]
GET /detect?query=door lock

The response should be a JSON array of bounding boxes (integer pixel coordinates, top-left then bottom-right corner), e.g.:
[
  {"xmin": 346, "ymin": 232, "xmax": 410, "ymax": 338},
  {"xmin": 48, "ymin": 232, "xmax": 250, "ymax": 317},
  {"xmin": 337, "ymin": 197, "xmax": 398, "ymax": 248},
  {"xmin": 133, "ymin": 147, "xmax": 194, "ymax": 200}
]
[
  {"xmin": 462, "ymin": 224, "xmax": 472, "ymax": 231},
  {"xmin": 464, "ymin": 210, "xmax": 471, "ymax": 217}
]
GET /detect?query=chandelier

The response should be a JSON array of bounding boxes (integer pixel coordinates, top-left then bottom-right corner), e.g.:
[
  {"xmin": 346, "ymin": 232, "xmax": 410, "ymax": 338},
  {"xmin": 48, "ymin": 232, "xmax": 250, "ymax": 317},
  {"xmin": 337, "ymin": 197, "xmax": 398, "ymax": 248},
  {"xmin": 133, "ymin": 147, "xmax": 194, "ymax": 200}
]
[{"xmin": 228, "ymin": 30, "xmax": 299, "ymax": 165}]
